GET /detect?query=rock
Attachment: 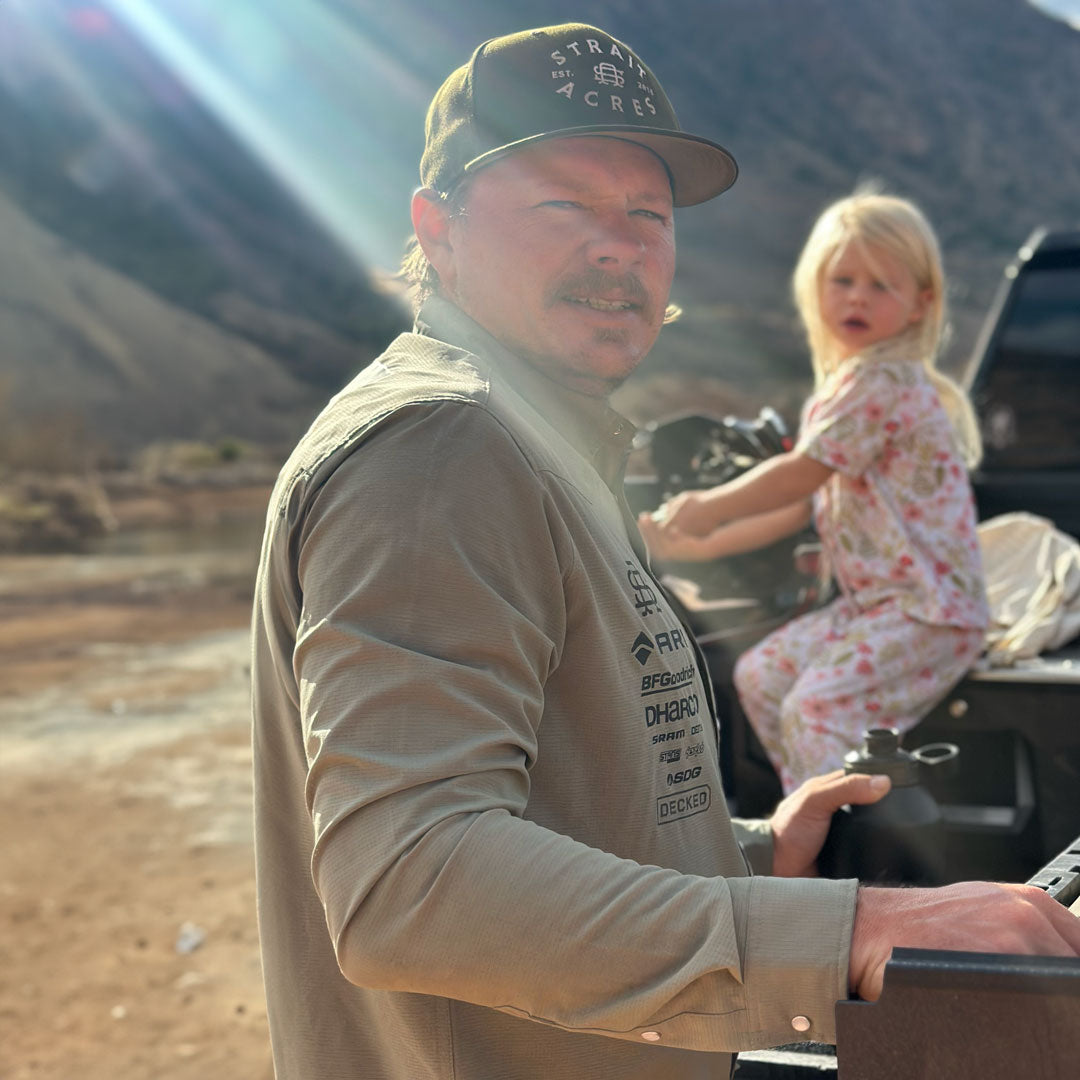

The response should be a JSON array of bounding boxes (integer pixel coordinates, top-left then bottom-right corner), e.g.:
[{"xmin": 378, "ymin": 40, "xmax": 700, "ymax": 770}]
[
  {"xmin": 174, "ymin": 921, "xmax": 207, "ymax": 955},
  {"xmin": 0, "ymin": 473, "xmax": 116, "ymax": 553}
]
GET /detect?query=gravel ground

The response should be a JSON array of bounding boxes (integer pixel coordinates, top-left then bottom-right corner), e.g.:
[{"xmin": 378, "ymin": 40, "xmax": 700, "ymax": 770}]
[{"xmin": 0, "ymin": 507, "xmax": 274, "ymax": 1080}]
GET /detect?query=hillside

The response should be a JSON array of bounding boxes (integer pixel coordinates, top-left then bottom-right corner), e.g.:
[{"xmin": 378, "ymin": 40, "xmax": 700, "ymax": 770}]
[
  {"xmin": 1, "ymin": 0, "xmax": 1078, "ymax": 454},
  {"xmin": 0, "ymin": 188, "xmax": 335, "ymax": 456},
  {"xmin": 328, "ymin": 0, "xmax": 1080, "ymax": 387},
  {"xmin": 0, "ymin": 0, "xmax": 409, "ymax": 459},
  {"xmin": 641, "ymin": 0, "xmax": 1080, "ymax": 383}
]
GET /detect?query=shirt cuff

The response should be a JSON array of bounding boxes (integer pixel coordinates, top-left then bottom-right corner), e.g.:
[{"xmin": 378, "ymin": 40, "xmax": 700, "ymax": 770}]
[{"xmin": 726, "ymin": 874, "xmax": 858, "ymax": 1047}]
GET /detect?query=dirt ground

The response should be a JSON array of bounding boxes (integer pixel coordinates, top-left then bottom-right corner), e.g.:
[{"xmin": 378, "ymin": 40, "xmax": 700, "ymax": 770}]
[{"xmin": 0, "ymin": 485, "xmax": 275, "ymax": 1080}]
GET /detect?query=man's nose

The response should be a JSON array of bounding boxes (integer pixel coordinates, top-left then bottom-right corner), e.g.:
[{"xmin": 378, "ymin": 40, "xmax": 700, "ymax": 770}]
[{"xmin": 586, "ymin": 213, "xmax": 646, "ymax": 266}]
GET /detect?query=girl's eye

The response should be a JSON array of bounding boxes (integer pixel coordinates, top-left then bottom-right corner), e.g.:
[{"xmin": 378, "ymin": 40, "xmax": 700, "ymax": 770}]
[{"xmin": 831, "ymin": 276, "xmax": 852, "ymax": 286}]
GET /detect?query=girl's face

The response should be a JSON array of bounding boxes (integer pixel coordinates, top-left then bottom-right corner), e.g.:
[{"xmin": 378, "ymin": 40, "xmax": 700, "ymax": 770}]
[{"xmin": 819, "ymin": 241, "xmax": 933, "ymax": 361}]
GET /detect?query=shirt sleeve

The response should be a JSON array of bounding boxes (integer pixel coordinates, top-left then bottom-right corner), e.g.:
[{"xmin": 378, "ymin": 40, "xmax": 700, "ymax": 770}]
[
  {"xmin": 797, "ymin": 364, "xmax": 903, "ymax": 477},
  {"xmin": 731, "ymin": 816, "xmax": 775, "ymax": 876},
  {"xmin": 293, "ymin": 401, "xmax": 856, "ymax": 1050}
]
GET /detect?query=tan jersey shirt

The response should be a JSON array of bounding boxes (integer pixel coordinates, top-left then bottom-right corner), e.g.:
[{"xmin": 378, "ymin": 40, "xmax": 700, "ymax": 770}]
[{"xmin": 251, "ymin": 298, "xmax": 858, "ymax": 1079}]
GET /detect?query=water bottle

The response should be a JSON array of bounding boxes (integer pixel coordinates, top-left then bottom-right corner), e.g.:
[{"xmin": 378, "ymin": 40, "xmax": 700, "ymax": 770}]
[{"xmin": 818, "ymin": 727, "xmax": 959, "ymax": 886}]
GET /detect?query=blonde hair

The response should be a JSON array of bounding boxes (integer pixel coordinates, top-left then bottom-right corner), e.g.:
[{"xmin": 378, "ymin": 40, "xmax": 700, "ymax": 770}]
[{"xmin": 792, "ymin": 186, "xmax": 982, "ymax": 467}]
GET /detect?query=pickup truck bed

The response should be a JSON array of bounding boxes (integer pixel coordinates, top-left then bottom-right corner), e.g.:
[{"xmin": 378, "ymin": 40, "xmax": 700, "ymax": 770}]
[
  {"xmin": 913, "ymin": 641, "xmax": 1080, "ymax": 883},
  {"xmin": 709, "ymin": 629, "xmax": 1080, "ymax": 885}
]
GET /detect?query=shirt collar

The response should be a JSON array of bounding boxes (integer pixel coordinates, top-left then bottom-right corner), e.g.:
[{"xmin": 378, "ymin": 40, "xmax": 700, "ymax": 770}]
[
  {"xmin": 844, "ymin": 326, "xmax": 926, "ymax": 370},
  {"xmin": 415, "ymin": 296, "xmax": 638, "ymax": 490}
]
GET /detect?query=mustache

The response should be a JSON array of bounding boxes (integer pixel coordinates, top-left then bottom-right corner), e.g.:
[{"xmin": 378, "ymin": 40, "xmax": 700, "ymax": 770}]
[{"xmin": 552, "ymin": 269, "xmax": 652, "ymax": 311}]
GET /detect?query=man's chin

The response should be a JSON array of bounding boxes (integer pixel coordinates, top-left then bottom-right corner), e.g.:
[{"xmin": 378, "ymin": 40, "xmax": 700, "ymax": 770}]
[
  {"xmin": 555, "ymin": 352, "xmax": 644, "ymax": 398},
  {"xmin": 563, "ymin": 369, "xmax": 632, "ymax": 398},
  {"xmin": 517, "ymin": 351, "xmax": 636, "ymax": 398},
  {"xmin": 516, "ymin": 329, "xmax": 656, "ymax": 397}
]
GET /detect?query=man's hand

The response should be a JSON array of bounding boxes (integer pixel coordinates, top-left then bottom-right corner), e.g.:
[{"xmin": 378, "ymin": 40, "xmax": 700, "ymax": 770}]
[
  {"xmin": 770, "ymin": 769, "xmax": 891, "ymax": 879},
  {"xmin": 850, "ymin": 881, "xmax": 1080, "ymax": 1001}
]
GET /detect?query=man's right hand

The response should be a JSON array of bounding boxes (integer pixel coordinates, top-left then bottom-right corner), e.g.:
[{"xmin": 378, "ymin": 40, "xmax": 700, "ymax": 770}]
[{"xmin": 849, "ymin": 881, "xmax": 1080, "ymax": 1001}]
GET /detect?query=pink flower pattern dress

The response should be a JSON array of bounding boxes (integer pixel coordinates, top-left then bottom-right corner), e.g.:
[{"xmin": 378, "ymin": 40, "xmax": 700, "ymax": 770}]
[{"xmin": 734, "ymin": 338, "xmax": 989, "ymax": 793}]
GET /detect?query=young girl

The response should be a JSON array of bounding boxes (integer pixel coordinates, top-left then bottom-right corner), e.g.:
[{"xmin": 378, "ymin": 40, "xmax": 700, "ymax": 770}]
[{"xmin": 639, "ymin": 190, "xmax": 989, "ymax": 794}]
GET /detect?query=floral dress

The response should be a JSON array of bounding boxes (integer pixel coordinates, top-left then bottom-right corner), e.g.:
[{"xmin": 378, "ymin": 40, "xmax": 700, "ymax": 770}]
[{"xmin": 734, "ymin": 337, "xmax": 989, "ymax": 793}]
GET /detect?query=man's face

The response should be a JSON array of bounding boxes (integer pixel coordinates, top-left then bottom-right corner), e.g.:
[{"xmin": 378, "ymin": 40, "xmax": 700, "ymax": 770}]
[{"xmin": 441, "ymin": 136, "xmax": 676, "ymax": 397}]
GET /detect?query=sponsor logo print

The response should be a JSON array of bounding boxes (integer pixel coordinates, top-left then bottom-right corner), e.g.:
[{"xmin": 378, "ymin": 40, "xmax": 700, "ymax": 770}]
[
  {"xmin": 631, "ymin": 632, "xmax": 654, "ymax": 665},
  {"xmin": 625, "ymin": 562, "xmax": 661, "ymax": 617},
  {"xmin": 690, "ymin": 724, "xmax": 703, "ymax": 736},
  {"xmin": 640, "ymin": 666, "xmax": 695, "ymax": 696},
  {"xmin": 657, "ymin": 785, "xmax": 711, "ymax": 825},
  {"xmin": 655, "ymin": 628, "xmax": 688, "ymax": 654},
  {"xmin": 684, "ymin": 741, "xmax": 705, "ymax": 759},
  {"xmin": 645, "ymin": 693, "xmax": 699, "ymax": 728},
  {"xmin": 666, "ymin": 766, "xmax": 702, "ymax": 786},
  {"xmin": 651, "ymin": 729, "xmax": 686, "ymax": 745},
  {"xmin": 630, "ymin": 628, "xmax": 689, "ymax": 667},
  {"xmin": 658, "ymin": 748, "xmax": 681, "ymax": 764}
]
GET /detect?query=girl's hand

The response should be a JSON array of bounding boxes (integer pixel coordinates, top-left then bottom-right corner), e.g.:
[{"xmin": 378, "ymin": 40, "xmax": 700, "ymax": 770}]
[
  {"xmin": 649, "ymin": 489, "xmax": 717, "ymax": 536},
  {"xmin": 637, "ymin": 511, "xmax": 716, "ymax": 562}
]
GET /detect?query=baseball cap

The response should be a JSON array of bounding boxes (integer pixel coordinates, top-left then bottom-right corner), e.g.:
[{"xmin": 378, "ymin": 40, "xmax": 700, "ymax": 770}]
[{"xmin": 420, "ymin": 23, "xmax": 737, "ymax": 207}]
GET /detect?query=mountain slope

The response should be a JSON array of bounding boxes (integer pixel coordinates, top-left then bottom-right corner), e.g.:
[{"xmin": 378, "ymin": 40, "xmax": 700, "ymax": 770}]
[
  {"xmin": 0, "ymin": 188, "xmax": 328, "ymax": 453},
  {"xmin": 1, "ymin": 0, "xmax": 1077, "ymax": 451},
  {"xmin": 0, "ymin": 0, "xmax": 409, "ymax": 457}
]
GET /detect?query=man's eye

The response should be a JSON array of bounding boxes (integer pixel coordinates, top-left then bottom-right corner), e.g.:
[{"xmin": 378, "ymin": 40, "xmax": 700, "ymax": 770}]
[
  {"xmin": 633, "ymin": 209, "xmax": 669, "ymax": 223},
  {"xmin": 540, "ymin": 200, "xmax": 581, "ymax": 209}
]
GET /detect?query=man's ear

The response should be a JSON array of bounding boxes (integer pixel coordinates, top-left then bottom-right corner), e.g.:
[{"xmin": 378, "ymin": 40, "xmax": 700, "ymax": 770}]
[{"xmin": 411, "ymin": 188, "xmax": 458, "ymax": 296}]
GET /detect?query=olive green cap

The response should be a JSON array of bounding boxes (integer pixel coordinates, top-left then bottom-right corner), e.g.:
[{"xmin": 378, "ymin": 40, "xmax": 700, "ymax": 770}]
[{"xmin": 420, "ymin": 23, "xmax": 738, "ymax": 207}]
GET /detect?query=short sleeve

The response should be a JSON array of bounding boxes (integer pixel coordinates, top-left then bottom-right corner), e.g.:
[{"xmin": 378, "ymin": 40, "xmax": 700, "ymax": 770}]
[{"xmin": 797, "ymin": 364, "xmax": 902, "ymax": 477}]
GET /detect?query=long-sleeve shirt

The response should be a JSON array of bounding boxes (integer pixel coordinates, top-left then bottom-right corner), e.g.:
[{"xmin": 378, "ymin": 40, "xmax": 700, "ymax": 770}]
[{"xmin": 251, "ymin": 296, "xmax": 858, "ymax": 1080}]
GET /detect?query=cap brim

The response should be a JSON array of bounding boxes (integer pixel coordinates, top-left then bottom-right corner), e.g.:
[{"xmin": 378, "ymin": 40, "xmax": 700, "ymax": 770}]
[{"xmin": 463, "ymin": 126, "xmax": 738, "ymax": 207}]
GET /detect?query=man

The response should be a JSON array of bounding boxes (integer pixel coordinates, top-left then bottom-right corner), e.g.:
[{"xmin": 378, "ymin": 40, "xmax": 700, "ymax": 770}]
[{"xmin": 251, "ymin": 23, "xmax": 1080, "ymax": 1080}]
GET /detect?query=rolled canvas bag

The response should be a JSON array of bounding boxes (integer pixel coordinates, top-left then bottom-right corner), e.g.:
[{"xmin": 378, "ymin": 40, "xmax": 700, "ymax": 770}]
[{"xmin": 978, "ymin": 511, "xmax": 1080, "ymax": 664}]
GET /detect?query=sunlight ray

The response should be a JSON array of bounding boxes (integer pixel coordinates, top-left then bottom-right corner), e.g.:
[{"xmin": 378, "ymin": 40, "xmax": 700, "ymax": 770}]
[{"xmin": 100, "ymin": 0, "xmax": 431, "ymax": 271}]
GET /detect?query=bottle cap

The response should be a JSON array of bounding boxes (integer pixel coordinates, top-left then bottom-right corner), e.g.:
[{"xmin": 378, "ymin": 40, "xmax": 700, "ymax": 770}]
[{"xmin": 843, "ymin": 728, "xmax": 920, "ymax": 785}]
